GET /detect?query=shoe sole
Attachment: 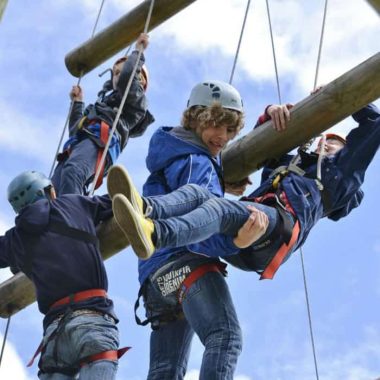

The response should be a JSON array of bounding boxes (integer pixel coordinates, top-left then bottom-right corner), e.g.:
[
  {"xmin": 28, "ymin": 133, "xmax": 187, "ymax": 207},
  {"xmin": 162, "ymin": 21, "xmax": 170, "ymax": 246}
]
[
  {"xmin": 112, "ymin": 194, "xmax": 153, "ymax": 260},
  {"xmin": 107, "ymin": 165, "xmax": 141, "ymax": 212}
]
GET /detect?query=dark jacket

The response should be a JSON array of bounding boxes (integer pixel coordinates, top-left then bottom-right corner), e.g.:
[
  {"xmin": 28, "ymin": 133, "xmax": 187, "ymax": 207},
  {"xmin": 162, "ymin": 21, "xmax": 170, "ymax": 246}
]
[{"xmin": 0, "ymin": 194, "xmax": 116, "ymax": 329}]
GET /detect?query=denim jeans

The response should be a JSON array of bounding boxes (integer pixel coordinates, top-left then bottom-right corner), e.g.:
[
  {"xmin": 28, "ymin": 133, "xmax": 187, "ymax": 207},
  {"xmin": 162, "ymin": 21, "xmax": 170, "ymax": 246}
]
[
  {"xmin": 51, "ymin": 139, "xmax": 110, "ymax": 196},
  {"xmin": 146, "ymin": 184, "xmax": 282, "ymax": 250},
  {"xmin": 146, "ymin": 254, "xmax": 242, "ymax": 380},
  {"xmin": 38, "ymin": 312, "xmax": 119, "ymax": 380}
]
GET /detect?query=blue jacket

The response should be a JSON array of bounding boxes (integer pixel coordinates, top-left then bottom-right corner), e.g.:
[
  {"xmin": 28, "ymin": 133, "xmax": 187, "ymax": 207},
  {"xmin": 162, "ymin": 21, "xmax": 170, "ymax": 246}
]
[
  {"xmin": 63, "ymin": 50, "xmax": 155, "ymax": 163},
  {"xmin": 0, "ymin": 194, "xmax": 117, "ymax": 329},
  {"xmin": 139, "ymin": 126, "xmax": 237, "ymax": 284}
]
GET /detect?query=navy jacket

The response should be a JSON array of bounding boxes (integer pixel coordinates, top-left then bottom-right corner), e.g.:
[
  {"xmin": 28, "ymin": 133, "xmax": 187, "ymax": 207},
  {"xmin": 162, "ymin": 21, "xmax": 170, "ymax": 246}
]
[
  {"xmin": 139, "ymin": 126, "xmax": 236, "ymax": 284},
  {"xmin": 0, "ymin": 194, "xmax": 117, "ymax": 329}
]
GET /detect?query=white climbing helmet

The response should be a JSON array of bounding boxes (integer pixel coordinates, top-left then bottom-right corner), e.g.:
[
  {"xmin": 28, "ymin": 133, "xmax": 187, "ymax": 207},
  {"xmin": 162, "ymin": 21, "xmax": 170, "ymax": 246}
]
[{"xmin": 187, "ymin": 80, "xmax": 244, "ymax": 113}]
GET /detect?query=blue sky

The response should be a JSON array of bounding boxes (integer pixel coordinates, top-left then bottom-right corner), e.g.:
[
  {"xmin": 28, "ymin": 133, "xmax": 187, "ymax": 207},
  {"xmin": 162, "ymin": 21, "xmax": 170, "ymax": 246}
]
[{"xmin": 0, "ymin": 1, "xmax": 379, "ymax": 379}]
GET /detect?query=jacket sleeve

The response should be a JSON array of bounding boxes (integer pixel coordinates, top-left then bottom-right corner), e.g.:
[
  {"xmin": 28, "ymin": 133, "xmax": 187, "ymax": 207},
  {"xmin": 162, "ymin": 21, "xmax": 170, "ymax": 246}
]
[
  {"xmin": 68, "ymin": 101, "xmax": 85, "ymax": 136},
  {"xmin": 86, "ymin": 194, "xmax": 114, "ymax": 225},
  {"xmin": 327, "ymin": 189, "xmax": 364, "ymax": 221},
  {"xmin": 0, "ymin": 235, "xmax": 11, "ymax": 268},
  {"xmin": 335, "ymin": 103, "xmax": 380, "ymax": 177},
  {"xmin": 164, "ymin": 154, "xmax": 223, "ymax": 197}
]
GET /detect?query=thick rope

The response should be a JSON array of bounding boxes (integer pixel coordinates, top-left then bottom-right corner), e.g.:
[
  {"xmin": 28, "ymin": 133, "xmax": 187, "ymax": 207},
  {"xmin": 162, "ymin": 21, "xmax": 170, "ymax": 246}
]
[
  {"xmin": 299, "ymin": 2, "xmax": 330, "ymax": 378},
  {"xmin": 0, "ymin": 316, "xmax": 11, "ymax": 367},
  {"xmin": 229, "ymin": 0, "xmax": 251, "ymax": 85},
  {"xmin": 89, "ymin": 0, "xmax": 156, "ymax": 195},
  {"xmin": 265, "ymin": 0, "xmax": 281, "ymax": 103},
  {"xmin": 48, "ymin": 0, "xmax": 107, "ymax": 178}
]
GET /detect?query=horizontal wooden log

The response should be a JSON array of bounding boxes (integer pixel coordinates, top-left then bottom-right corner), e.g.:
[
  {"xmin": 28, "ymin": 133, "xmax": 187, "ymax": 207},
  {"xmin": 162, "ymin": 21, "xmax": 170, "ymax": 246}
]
[
  {"xmin": 366, "ymin": 0, "xmax": 380, "ymax": 15},
  {"xmin": 222, "ymin": 52, "xmax": 380, "ymax": 182},
  {"xmin": 0, "ymin": 53, "xmax": 379, "ymax": 318},
  {"xmin": 65, "ymin": 0, "xmax": 197, "ymax": 77}
]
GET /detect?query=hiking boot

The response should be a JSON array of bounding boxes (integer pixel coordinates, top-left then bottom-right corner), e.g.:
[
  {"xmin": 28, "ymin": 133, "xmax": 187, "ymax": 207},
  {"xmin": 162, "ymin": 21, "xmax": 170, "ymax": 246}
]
[
  {"xmin": 107, "ymin": 164, "xmax": 144, "ymax": 214},
  {"xmin": 112, "ymin": 194, "xmax": 155, "ymax": 260}
]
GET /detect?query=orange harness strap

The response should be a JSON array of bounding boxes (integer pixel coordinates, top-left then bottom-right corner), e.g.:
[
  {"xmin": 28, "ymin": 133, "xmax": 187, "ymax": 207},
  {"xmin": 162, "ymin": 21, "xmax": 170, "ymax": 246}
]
[
  {"xmin": 80, "ymin": 347, "xmax": 130, "ymax": 367},
  {"xmin": 94, "ymin": 121, "xmax": 110, "ymax": 190},
  {"xmin": 178, "ymin": 262, "xmax": 227, "ymax": 303},
  {"xmin": 260, "ymin": 220, "xmax": 300, "ymax": 280}
]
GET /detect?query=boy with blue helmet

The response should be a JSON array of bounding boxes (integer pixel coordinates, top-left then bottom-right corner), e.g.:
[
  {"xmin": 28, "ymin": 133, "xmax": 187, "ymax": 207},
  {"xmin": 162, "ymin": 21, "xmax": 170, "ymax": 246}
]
[{"xmin": 1, "ymin": 171, "xmax": 126, "ymax": 379}]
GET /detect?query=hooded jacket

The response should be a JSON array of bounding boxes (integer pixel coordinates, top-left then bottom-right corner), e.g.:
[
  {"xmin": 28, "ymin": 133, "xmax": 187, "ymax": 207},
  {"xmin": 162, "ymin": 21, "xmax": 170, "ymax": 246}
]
[
  {"xmin": 0, "ymin": 194, "xmax": 116, "ymax": 329},
  {"xmin": 139, "ymin": 126, "xmax": 237, "ymax": 284}
]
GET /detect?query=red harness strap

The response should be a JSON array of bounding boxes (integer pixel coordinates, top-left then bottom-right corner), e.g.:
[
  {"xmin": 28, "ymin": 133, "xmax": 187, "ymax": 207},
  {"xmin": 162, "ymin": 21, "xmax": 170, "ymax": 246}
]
[
  {"xmin": 178, "ymin": 262, "xmax": 227, "ymax": 303},
  {"xmin": 27, "ymin": 289, "xmax": 108, "ymax": 367},
  {"xmin": 80, "ymin": 347, "xmax": 130, "ymax": 367},
  {"xmin": 50, "ymin": 289, "xmax": 107, "ymax": 309},
  {"xmin": 94, "ymin": 121, "xmax": 110, "ymax": 190}
]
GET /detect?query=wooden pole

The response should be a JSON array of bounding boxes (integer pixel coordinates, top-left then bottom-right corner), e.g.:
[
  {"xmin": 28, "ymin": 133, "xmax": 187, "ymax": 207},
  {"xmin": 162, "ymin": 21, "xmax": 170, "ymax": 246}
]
[
  {"xmin": 366, "ymin": 0, "xmax": 380, "ymax": 15},
  {"xmin": 0, "ymin": 52, "xmax": 379, "ymax": 318},
  {"xmin": 222, "ymin": 52, "xmax": 380, "ymax": 182},
  {"xmin": 65, "ymin": 0, "xmax": 197, "ymax": 77}
]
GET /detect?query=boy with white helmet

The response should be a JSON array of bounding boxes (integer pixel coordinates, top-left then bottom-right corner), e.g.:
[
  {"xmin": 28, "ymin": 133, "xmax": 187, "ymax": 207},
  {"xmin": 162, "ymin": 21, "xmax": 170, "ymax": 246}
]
[
  {"xmin": 2, "ymin": 171, "xmax": 126, "ymax": 379},
  {"xmin": 109, "ymin": 80, "xmax": 245, "ymax": 380}
]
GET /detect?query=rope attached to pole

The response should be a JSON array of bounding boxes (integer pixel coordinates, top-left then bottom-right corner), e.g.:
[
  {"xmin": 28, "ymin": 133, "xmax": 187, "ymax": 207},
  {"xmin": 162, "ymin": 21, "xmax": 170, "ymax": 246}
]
[
  {"xmin": 89, "ymin": 0, "xmax": 156, "ymax": 196},
  {"xmin": 0, "ymin": 316, "xmax": 11, "ymax": 367},
  {"xmin": 229, "ymin": 0, "xmax": 251, "ymax": 85}
]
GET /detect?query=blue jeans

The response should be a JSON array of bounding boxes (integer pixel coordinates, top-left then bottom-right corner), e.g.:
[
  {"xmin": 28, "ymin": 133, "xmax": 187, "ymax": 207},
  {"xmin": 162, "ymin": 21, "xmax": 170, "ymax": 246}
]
[
  {"xmin": 146, "ymin": 254, "xmax": 242, "ymax": 380},
  {"xmin": 38, "ymin": 312, "xmax": 119, "ymax": 380},
  {"xmin": 145, "ymin": 184, "xmax": 281, "ymax": 250},
  {"xmin": 51, "ymin": 139, "xmax": 110, "ymax": 196}
]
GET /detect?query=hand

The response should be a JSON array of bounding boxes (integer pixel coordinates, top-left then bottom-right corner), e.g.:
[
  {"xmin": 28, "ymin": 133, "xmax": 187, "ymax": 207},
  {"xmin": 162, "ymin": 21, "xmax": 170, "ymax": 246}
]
[
  {"xmin": 69, "ymin": 85, "xmax": 83, "ymax": 101},
  {"xmin": 224, "ymin": 177, "xmax": 252, "ymax": 196},
  {"xmin": 267, "ymin": 104, "xmax": 293, "ymax": 132},
  {"xmin": 136, "ymin": 33, "xmax": 149, "ymax": 51},
  {"xmin": 233, "ymin": 205, "xmax": 269, "ymax": 249}
]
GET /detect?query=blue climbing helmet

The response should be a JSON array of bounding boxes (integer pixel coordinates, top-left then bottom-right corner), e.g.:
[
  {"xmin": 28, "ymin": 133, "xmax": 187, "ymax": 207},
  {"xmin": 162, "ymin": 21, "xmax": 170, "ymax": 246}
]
[
  {"xmin": 187, "ymin": 80, "xmax": 244, "ymax": 113},
  {"xmin": 7, "ymin": 171, "xmax": 52, "ymax": 213}
]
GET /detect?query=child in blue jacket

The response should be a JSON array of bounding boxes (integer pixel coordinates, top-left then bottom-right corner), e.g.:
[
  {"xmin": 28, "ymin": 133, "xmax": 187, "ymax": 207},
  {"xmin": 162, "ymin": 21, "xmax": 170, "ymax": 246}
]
[
  {"xmin": 108, "ymin": 80, "xmax": 246, "ymax": 380},
  {"xmin": 110, "ymin": 101, "xmax": 379, "ymax": 282},
  {"xmin": 52, "ymin": 33, "xmax": 154, "ymax": 196},
  {"xmin": 1, "ymin": 171, "xmax": 125, "ymax": 379}
]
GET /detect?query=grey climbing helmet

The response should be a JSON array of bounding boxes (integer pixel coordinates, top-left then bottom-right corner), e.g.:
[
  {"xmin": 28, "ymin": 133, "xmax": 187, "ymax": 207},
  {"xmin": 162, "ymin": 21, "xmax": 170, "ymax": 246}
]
[
  {"xmin": 7, "ymin": 171, "xmax": 52, "ymax": 213},
  {"xmin": 187, "ymin": 80, "xmax": 244, "ymax": 113}
]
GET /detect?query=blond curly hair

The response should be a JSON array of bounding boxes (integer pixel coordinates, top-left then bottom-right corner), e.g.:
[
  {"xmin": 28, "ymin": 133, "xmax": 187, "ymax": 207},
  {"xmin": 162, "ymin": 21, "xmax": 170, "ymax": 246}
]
[{"xmin": 181, "ymin": 103, "xmax": 244, "ymax": 136}]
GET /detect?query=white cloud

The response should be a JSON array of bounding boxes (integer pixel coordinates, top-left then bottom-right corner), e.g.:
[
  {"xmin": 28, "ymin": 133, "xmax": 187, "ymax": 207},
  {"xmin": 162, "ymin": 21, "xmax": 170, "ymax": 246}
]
[{"xmin": 0, "ymin": 337, "xmax": 34, "ymax": 380}]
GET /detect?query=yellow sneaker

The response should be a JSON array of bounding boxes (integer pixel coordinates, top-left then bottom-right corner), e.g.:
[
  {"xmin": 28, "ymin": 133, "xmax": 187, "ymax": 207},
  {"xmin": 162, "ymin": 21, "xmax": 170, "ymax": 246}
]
[
  {"xmin": 107, "ymin": 165, "xmax": 144, "ymax": 214},
  {"xmin": 112, "ymin": 194, "xmax": 155, "ymax": 260}
]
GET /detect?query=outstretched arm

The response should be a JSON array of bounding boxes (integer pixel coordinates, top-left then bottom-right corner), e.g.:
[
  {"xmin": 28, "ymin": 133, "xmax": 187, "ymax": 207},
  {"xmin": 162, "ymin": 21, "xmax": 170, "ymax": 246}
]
[{"xmin": 68, "ymin": 85, "xmax": 85, "ymax": 136}]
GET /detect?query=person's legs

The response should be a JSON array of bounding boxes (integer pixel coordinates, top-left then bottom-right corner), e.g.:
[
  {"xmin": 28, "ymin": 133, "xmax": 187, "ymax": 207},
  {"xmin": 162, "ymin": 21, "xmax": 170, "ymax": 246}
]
[
  {"xmin": 148, "ymin": 318, "xmax": 194, "ymax": 380},
  {"xmin": 38, "ymin": 372, "xmax": 74, "ymax": 380},
  {"xmin": 55, "ymin": 139, "xmax": 99, "ymax": 195},
  {"xmin": 155, "ymin": 198, "xmax": 279, "ymax": 249},
  {"xmin": 79, "ymin": 360, "xmax": 118, "ymax": 380},
  {"xmin": 182, "ymin": 270, "xmax": 242, "ymax": 380}
]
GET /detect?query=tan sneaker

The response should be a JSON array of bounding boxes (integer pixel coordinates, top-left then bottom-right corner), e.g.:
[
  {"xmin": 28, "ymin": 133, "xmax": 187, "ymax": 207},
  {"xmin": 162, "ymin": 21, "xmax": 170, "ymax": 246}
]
[
  {"xmin": 107, "ymin": 165, "xmax": 144, "ymax": 214},
  {"xmin": 112, "ymin": 194, "xmax": 155, "ymax": 260}
]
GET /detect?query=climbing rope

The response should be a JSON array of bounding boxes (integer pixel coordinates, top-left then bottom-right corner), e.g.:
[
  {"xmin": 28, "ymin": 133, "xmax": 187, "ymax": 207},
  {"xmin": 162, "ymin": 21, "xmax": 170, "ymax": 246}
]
[
  {"xmin": 48, "ymin": 0, "xmax": 107, "ymax": 178},
  {"xmin": 89, "ymin": 0, "xmax": 156, "ymax": 195},
  {"xmin": 265, "ymin": 0, "xmax": 282, "ymax": 103},
  {"xmin": 0, "ymin": 316, "xmax": 11, "ymax": 367},
  {"xmin": 229, "ymin": 0, "xmax": 251, "ymax": 85},
  {"xmin": 264, "ymin": 1, "xmax": 331, "ymax": 378}
]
